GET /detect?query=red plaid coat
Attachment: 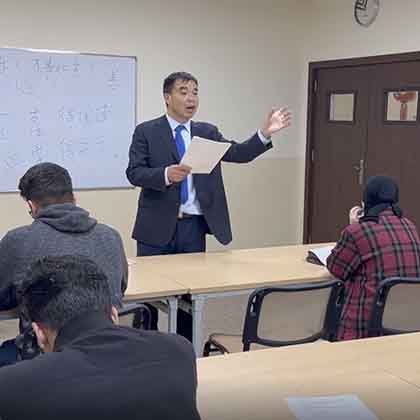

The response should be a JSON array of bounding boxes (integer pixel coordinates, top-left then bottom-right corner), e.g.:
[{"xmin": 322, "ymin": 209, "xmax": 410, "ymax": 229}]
[{"xmin": 327, "ymin": 208, "xmax": 420, "ymax": 340}]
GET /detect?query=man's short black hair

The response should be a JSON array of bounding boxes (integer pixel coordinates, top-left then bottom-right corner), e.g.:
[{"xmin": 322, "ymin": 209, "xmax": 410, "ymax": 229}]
[
  {"xmin": 21, "ymin": 255, "xmax": 112, "ymax": 332},
  {"xmin": 163, "ymin": 72, "xmax": 198, "ymax": 94},
  {"xmin": 18, "ymin": 162, "xmax": 74, "ymax": 207}
]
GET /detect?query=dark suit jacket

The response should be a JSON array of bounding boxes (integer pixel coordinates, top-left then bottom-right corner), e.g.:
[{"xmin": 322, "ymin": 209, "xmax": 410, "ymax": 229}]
[
  {"xmin": 126, "ymin": 115, "xmax": 272, "ymax": 246},
  {"xmin": 0, "ymin": 313, "xmax": 201, "ymax": 420}
]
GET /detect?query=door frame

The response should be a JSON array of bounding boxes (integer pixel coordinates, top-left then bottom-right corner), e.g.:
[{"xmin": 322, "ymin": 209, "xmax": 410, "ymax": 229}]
[{"xmin": 303, "ymin": 50, "xmax": 420, "ymax": 243}]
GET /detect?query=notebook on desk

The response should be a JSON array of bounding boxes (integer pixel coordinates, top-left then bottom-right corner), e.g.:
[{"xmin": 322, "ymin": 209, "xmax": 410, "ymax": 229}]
[{"xmin": 306, "ymin": 245, "xmax": 334, "ymax": 266}]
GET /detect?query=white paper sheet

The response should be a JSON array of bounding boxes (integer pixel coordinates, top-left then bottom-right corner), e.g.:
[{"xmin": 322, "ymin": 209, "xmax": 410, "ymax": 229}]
[
  {"xmin": 286, "ymin": 395, "xmax": 378, "ymax": 420},
  {"xmin": 308, "ymin": 245, "xmax": 334, "ymax": 266},
  {"xmin": 180, "ymin": 137, "xmax": 231, "ymax": 174}
]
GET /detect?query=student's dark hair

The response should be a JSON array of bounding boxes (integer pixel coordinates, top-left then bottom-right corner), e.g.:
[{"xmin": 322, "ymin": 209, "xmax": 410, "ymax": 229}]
[
  {"xmin": 21, "ymin": 255, "xmax": 112, "ymax": 331},
  {"xmin": 18, "ymin": 162, "xmax": 74, "ymax": 207},
  {"xmin": 163, "ymin": 71, "xmax": 198, "ymax": 94}
]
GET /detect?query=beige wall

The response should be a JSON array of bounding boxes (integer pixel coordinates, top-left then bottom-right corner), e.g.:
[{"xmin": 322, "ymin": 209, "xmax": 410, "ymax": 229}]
[
  {"xmin": 304, "ymin": 0, "xmax": 420, "ymax": 62},
  {"xmin": 0, "ymin": 0, "xmax": 307, "ymax": 255},
  {"xmin": 2, "ymin": 0, "xmax": 418, "ymax": 256}
]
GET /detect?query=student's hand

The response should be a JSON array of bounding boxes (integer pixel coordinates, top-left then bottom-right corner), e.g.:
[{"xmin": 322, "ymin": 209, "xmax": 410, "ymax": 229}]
[
  {"xmin": 349, "ymin": 206, "xmax": 363, "ymax": 224},
  {"xmin": 260, "ymin": 107, "xmax": 292, "ymax": 139},
  {"xmin": 167, "ymin": 164, "xmax": 191, "ymax": 183}
]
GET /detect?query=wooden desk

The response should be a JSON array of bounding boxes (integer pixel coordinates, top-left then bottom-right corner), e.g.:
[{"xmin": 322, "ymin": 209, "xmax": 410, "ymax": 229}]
[
  {"xmin": 132, "ymin": 244, "xmax": 332, "ymax": 353},
  {"xmin": 126, "ymin": 259, "xmax": 188, "ymax": 299},
  {"xmin": 123, "ymin": 260, "xmax": 188, "ymax": 333},
  {"xmin": 197, "ymin": 333, "xmax": 420, "ymax": 420},
  {"xmin": 186, "ymin": 245, "xmax": 332, "ymax": 353},
  {"xmin": 0, "ymin": 244, "xmax": 331, "ymax": 338},
  {"xmin": 2, "ymin": 244, "xmax": 332, "ymax": 344},
  {"xmin": 0, "ymin": 310, "xmax": 18, "ymax": 321},
  {"xmin": 0, "ymin": 262, "xmax": 188, "ymax": 334}
]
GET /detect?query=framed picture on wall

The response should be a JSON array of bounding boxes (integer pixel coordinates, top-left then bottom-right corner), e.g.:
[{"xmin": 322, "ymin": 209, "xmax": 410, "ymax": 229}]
[{"xmin": 385, "ymin": 89, "xmax": 419, "ymax": 123}]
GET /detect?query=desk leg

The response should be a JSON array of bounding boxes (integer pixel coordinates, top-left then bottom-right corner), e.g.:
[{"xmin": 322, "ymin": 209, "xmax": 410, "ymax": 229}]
[
  {"xmin": 192, "ymin": 296, "xmax": 205, "ymax": 356},
  {"xmin": 167, "ymin": 297, "xmax": 178, "ymax": 334}
]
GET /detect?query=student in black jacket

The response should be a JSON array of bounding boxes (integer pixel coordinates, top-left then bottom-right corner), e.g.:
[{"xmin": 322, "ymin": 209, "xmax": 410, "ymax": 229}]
[{"xmin": 0, "ymin": 255, "xmax": 201, "ymax": 420}]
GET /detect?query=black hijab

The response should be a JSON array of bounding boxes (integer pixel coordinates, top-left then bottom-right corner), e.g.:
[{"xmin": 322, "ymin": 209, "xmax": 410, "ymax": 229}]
[{"xmin": 360, "ymin": 176, "xmax": 403, "ymax": 223}]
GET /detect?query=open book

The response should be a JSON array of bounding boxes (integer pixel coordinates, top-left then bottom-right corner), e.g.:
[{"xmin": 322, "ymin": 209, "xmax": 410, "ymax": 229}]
[{"xmin": 306, "ymin": 245, "xmax": 334, "ymax": 266}]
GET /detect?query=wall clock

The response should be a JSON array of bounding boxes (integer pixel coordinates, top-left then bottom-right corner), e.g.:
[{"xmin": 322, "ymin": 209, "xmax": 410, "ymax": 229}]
[{"xmin": 354, "ymin": 0, "xmax": 380, "ymax": 27}]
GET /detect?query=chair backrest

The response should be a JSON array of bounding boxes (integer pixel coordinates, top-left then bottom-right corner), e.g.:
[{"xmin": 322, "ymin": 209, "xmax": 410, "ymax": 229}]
[
  {"xmin": 241, "ymin": 279, "xmax": 344, "ymax": 351},
  {"xmin": 368, "ymin": 277, "xmax": 420, "ymax": 336},
  {"xmin": 118, "ymin": 303, "xmax": 152, "ymax": 330}
]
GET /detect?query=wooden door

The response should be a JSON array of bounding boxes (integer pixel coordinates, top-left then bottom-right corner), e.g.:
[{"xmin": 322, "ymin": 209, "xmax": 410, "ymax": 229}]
[
  {"xmin": 305, "ymin": 53, "xmax": 420, "ymax": 243},
  {"xmin": 365, "ymin": 61, "xmax": 420, "ymax": 227},
  {"xmin": 307, "ymin": 66, "xmax": 372, "ymax": 242}
]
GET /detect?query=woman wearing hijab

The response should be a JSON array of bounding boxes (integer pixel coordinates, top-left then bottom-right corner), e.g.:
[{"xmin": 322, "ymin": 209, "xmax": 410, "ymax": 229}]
[{"xmin": 327, "ymin": 176, "xmax": 420, "ymax": 341}]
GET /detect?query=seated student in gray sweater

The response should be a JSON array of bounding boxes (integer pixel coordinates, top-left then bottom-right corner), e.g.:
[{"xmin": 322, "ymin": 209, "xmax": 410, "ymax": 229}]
[
  {"xmin": 0, "ymin": 255, "xmax": 200, "ymax": 420},
  {"xmin": 0, "ymin": 162, "xmax": 128, "ymax": 366}
]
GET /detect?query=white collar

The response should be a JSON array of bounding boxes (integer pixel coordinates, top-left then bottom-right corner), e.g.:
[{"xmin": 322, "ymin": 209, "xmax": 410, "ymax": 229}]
[{"xmin": 166, "ymin": 114, "xmax": 191, "ymax": 134}]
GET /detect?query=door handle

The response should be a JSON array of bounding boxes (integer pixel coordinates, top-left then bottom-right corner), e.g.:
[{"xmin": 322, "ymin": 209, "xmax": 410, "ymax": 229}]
[{"xmin": 353, "ymin": 159, "xmax": 365, "ymax": 185}]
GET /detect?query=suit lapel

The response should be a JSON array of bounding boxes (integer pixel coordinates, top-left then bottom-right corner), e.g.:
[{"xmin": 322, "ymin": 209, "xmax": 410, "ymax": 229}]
[
  {"xmin": 157, "ymin": 115, "xmax": 180, "ymax": 161},
  {"xmin": 190, "ymin": 121, "xmax": 204, "ymax": 148},
  {"xmin": 190, "ymin": 121, "xmax": 201, "ymax": 187},
  {"xmin": 190, "ymin": 121, "xmax": 196, "ymax": 140}
]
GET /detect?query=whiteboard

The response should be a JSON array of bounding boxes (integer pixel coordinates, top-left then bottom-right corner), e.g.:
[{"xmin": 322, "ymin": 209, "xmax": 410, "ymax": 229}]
[{"xmin": 0, "ymin": 47, "xmax": 136, "ymax": 191}]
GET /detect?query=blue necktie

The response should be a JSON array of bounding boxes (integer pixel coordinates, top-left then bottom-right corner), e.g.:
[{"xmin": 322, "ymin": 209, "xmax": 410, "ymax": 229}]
[{"xmin": 174, "ymin": 125, "xmax": 188, "ymax": 204}]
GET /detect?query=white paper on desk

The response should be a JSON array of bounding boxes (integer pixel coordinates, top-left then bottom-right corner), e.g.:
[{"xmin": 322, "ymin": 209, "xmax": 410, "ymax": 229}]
[
  {"xmin": 180, "ymin": 137, "xmax": 231, "ymax": 174},
  {"xmin": 286, "ymin": 395, "xmax": 378, "ymax": 420},
  {"xmin": 307, "ymin": 245, "xmax": 334, "ymax": 266}
]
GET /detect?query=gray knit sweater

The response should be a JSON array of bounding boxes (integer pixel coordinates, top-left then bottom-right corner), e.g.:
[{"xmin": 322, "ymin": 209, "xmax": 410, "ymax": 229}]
[{"xmin": 0, "ymin": 203, "xmax": 128, "ymax": 359}]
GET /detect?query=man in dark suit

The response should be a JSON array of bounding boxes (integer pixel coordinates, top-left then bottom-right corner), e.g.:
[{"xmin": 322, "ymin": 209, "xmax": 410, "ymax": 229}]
[
  {"xmin": 126, "ymin": 72, "xmax": 292, "ymax": 338},
  {"xmin": 0, "ymin": 255, "xmax": 200, "ymax": 420}
]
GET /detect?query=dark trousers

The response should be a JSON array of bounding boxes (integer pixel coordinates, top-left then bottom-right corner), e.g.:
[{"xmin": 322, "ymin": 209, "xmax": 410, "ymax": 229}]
[
  {"xmin": 0, "ymin": 339, "xmax": 19, "ymax": 367},
  {"xmin": 137, "ymin": 215, "xmax": 207, "ymax": 342}
]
